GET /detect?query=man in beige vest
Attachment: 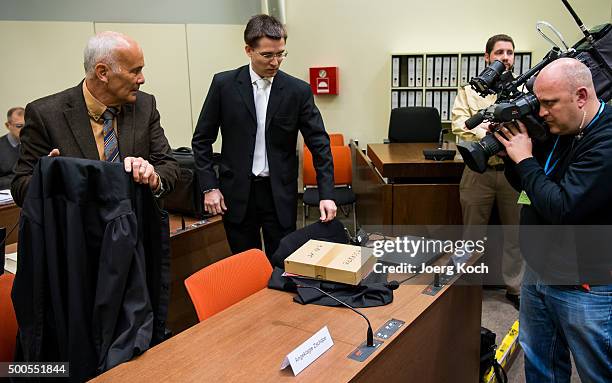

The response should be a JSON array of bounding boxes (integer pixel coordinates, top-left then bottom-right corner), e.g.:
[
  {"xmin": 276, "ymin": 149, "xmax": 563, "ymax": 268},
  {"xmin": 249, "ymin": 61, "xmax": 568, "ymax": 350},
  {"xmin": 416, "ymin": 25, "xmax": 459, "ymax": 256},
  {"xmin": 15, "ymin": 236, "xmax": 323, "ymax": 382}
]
[{"xmin": 451, "ymin": 34, "xmax": 523, "ymax": 309}]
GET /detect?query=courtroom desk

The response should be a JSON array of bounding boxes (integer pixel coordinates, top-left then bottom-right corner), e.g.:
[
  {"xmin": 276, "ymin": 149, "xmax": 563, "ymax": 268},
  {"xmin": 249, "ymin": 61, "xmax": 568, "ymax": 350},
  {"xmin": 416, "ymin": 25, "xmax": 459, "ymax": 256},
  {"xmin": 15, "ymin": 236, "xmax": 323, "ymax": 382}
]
[
  {"xmin": 352, "ymin": 142, "xmax": 464, "ymax": 226},
  {"xmin": 93, "ymin": 271, "xmax": 482, "ymax": 383},
  {"xmin": 167, "ymin": 214, "xmax": 231, "ymax": 334},
  {"xmin": 0, "ymin": 202, "xmax": 20, "ymax": 245}
]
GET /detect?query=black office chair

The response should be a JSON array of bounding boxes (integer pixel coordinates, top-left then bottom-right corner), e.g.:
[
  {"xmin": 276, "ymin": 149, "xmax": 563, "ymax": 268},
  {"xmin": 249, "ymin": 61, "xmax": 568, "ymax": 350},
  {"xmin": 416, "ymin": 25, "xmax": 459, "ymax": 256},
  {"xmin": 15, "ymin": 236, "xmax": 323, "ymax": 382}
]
[{"xmin": 386, "ymin": 107, "xmax": 442, "ymax": 143}]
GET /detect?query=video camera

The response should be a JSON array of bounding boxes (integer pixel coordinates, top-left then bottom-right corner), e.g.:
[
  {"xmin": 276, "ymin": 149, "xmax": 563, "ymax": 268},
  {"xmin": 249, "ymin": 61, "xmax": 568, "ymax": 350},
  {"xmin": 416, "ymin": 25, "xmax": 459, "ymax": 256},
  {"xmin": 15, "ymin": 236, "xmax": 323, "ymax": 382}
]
[{"xmin": 457, "ymin": 0, "xmax": 612, "ymax": 173}]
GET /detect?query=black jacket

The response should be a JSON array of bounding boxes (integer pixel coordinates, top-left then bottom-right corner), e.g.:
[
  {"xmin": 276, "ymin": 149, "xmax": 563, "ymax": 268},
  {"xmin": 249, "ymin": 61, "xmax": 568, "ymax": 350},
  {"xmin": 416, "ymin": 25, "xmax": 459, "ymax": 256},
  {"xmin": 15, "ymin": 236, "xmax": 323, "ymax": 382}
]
[
  {"xmin": 192, "ymin": 65, "xmax": 334, "ymax": 228},
  {"xmin": 12, "ymin": 157, "xmax": 170, "ymax": 381},
  {"xmin": 0, "ymin": 134, "xmax": 19, "ymax": 190},
  {"xmin": 504, "ymin": 103, "xmax": 612, "ymax": 284}
]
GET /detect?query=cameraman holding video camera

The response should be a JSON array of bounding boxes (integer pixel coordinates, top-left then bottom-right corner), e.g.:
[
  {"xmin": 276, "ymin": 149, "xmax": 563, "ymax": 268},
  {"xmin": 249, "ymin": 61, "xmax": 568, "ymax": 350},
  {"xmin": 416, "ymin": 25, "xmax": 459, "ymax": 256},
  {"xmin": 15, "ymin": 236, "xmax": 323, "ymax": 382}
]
[
  {"xmin": 451, "ymin": 34, "xmax": 524, "ymax": 309},
  {"xmin": 496, "ymin": 57, "xmax": 611, "ymax": 383}
]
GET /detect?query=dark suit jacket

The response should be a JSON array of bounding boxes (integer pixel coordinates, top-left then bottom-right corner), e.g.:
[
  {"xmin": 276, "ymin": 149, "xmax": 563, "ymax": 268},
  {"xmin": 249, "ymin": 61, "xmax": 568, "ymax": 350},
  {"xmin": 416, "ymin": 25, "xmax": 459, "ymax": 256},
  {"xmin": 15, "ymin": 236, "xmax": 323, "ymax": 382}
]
[
  {"xmin": 11, "ymin": 81, "xmax": 180, "ymax": 206},
  {"xmin": 0, "ymin": 134, "xmax": 19, "ymax": 190},
  {"xmin": 192, "ymin": 65, "xmax": 334, "ymax": 228}
]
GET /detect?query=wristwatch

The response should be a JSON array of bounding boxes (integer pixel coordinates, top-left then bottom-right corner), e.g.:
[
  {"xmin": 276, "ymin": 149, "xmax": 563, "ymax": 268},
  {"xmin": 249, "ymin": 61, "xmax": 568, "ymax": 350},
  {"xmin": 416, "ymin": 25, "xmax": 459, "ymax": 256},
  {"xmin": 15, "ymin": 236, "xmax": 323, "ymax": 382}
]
[{"xmin": 152, "ymin": 173, "xmax": 165, "ymax": 198}]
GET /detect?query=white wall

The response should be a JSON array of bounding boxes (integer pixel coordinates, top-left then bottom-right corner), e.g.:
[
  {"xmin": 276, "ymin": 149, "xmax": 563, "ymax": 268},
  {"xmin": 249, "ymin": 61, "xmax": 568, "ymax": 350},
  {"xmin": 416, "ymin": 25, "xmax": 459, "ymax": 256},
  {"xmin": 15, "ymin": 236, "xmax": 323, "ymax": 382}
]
[
  {"xmin": 94, "ymin": 23, "xmax": 193, "ymax": 147},
  {"xmin": 0, "ymin": 21, "xmax": 94, "ymax": 122},
  {"xmin": 0, "ymin": 21, "xmax": 246, "ymax": 150},
  {"xmin": 186, "ymin": 23, "xmax": 247, "ymax": 151},
  {"xmin": 1, "ymin": 0, "xmax": 610, "ymax": 148}
]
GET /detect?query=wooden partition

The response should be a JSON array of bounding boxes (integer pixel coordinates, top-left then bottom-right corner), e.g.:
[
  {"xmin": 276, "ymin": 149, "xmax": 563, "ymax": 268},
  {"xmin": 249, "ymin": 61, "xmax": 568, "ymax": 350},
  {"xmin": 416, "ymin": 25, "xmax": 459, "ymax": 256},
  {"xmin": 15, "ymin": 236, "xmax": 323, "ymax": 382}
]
[
  {"xmin": 351, "ymin": 142, "xmax": 463, "ymax": 226},
  {"xmin": 0, "ymin": 203, "xmax": 20, "ymax": 245},
  {"xmin": 167, "ymin": 215, "xmax": 231, "ymax": 334}
]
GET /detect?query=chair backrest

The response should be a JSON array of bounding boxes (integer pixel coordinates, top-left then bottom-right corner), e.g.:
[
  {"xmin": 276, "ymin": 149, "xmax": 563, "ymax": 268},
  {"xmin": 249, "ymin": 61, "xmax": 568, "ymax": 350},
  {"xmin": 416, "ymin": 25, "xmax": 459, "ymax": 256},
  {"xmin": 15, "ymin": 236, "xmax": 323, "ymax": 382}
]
[
  {"xmin": 329, "ymin": 133, "xmax": 345, "ymax": 146},
  {"xmin": 388, "ymin": 107, "xmax": 441, "ymax": 143},
  {"xmin": 184, "ymin": 249, "xmax": 273, "ymax": 322},
  {"xmin": 302, "ymin": 146, "xmax": 317, "ymax": 187},
  {"xmin": 0, "ymin": 274, "xmax": 17, "ymax": 362},
  {"xmin": 303, "ymin": 145, "xmax": 352, "ymax": 187},
  {"xmin": 331, "ymin": 146, "xmax": 352, "ymax": 185}
]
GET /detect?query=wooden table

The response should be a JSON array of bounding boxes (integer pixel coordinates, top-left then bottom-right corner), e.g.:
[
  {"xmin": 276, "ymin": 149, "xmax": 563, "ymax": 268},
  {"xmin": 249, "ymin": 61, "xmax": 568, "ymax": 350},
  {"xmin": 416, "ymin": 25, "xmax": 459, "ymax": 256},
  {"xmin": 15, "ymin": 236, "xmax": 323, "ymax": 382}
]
[
  {"xmin": 93, "ymin": 272, "xmax": 482, "ymax": 382},
  {"xmin": 353, "ymin": 142, "xmax": 464, "ymax": 226},
  {"xmin": 0, "ymin": 202, "xmax": 20, "ymax": 245}
]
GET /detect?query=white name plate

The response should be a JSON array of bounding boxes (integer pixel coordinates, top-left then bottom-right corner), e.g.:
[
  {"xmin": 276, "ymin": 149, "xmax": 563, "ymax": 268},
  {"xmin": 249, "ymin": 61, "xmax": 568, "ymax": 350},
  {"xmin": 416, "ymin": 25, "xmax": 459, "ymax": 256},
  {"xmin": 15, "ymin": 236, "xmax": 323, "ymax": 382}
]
[{"xmin": 280, "ymin": 326, "xmax": 334, "ymax": 376}]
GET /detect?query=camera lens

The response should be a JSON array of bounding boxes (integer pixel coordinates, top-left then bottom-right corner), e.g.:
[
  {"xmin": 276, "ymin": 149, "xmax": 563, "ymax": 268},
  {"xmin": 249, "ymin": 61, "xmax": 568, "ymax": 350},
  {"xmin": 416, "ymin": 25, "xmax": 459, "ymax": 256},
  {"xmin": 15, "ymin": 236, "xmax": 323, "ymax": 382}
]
[
  {"xmin": 470, "ymin": 60, "xmax": 506, "ymax": 96},
  {"xmin": 457, "ymin": 134, "xmax": 504, "ymax": 174}
]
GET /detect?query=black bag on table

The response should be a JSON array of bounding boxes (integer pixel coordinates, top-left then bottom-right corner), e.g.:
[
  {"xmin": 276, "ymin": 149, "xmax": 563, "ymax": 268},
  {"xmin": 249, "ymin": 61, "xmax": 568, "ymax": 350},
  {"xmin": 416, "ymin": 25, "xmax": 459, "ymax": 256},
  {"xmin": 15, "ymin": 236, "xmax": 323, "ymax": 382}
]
[{"xmin": 163, "ymin": 147, "xmax": 220, "ymax": 219}]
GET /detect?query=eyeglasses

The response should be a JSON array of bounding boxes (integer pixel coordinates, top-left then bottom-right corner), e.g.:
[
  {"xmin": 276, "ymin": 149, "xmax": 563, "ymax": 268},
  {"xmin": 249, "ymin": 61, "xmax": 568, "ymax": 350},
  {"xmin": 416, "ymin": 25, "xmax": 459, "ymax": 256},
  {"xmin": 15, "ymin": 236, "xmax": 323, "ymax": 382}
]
[{"xmin": 254, "ymin": 51, "xmax": 288, "ymax": 60}]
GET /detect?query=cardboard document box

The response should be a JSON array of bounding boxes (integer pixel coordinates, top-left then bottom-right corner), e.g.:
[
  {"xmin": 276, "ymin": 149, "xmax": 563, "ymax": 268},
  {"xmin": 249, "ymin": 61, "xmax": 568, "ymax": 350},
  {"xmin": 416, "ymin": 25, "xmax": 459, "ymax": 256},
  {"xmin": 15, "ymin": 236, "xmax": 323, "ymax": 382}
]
[{"xmin": 284, "ymin": 240, "xmax": 375, "ymax": 285}]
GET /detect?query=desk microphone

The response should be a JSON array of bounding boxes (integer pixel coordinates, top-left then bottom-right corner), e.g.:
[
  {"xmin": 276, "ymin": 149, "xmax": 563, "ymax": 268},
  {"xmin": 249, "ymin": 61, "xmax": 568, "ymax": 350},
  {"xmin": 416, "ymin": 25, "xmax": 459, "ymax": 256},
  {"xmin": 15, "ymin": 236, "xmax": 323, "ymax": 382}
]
[
  {"xmin": 437, "ymin": 128, "xmax": 447, "ymax": 149},
  {"xmin": 295, "ymin": 284, "xmax": 374, "ymax": 347},
  {"xmin": 423, "ymin": 128, "xmax": 456, "ymax": 161}
]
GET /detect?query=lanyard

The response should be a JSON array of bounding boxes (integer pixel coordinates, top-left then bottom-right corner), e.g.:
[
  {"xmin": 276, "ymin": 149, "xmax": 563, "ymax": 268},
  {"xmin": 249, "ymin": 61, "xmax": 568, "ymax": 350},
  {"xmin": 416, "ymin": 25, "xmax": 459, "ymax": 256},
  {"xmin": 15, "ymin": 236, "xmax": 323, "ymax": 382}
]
[
  {"xmin": 544, "ymin": 136, "xmax": 560, "ymax": 176},
  {"xmin": 584, "ymin": 101, "xmax": 606, "ymax": 132},
  {"xmin": 544, "ymin": 101, "xmax": 605, "ymax": 176}
]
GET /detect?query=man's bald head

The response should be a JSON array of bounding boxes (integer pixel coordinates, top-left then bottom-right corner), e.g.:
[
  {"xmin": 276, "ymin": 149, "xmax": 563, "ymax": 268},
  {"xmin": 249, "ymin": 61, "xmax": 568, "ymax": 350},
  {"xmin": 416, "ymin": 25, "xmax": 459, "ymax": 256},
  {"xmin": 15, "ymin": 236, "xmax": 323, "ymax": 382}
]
[
  {"xmin": 534, "ymin": 58, "xmax": 600, "ymax": 136},
  {"xmin": 535, "ymin": 58, "xmax": 595, "ymax": 96},
  {"xmin": 84, "ymin": 31, "xmax": 141, "ymax": 78}
]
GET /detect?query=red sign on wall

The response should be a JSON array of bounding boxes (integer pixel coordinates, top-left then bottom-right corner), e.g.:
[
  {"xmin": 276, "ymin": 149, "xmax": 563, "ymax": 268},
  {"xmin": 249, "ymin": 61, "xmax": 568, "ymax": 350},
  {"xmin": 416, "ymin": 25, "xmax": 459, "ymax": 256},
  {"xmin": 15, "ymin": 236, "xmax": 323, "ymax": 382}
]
[{"xmin": 309, "ymin": 67, "xmax": 339, "ymax": 95}]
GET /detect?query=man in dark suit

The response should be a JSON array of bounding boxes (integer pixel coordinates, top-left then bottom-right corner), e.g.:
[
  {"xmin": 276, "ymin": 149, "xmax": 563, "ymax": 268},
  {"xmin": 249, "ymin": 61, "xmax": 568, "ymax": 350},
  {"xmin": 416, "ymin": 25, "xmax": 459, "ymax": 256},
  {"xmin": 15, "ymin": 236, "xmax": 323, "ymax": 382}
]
[
  {"xmin": 0, "ymin": 107, "xmax": 24, "ymax": 190},
  {"xmin": 11, "ymin": 31, "xmax": 179, "ymax": 207},
  {"xmin": 192, "ymin": 14, "xmax": 336, "ymax": 258}
]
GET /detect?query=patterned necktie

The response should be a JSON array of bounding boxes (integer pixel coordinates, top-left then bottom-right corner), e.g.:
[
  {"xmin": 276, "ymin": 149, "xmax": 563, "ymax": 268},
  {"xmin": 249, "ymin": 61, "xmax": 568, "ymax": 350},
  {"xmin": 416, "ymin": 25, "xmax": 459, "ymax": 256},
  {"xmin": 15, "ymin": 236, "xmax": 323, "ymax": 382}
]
[
  {"xmin": 101, "ymin": 107, "xmax": 120, "ymax": 163},
  {"xmin": 252, "ymin": 78, "xmax": 270, "ymax": 176}
]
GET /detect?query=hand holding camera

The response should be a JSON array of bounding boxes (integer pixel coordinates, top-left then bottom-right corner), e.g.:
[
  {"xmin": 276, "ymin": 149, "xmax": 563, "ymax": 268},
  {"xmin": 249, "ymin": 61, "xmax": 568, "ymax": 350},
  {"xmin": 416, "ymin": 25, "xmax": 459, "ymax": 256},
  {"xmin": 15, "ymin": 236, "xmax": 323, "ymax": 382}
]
[{"xmin": 493, "ymin": 121, "xmax": 533, "ymax": 163}]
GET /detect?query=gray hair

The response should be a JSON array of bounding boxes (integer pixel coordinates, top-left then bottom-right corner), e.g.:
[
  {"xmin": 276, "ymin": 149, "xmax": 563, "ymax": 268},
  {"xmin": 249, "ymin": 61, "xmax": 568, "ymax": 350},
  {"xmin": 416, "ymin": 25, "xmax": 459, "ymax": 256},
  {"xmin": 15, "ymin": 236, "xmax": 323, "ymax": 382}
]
[{"xmin": 83, "ymin": 31, "xmax": 131, "ymax": 77}]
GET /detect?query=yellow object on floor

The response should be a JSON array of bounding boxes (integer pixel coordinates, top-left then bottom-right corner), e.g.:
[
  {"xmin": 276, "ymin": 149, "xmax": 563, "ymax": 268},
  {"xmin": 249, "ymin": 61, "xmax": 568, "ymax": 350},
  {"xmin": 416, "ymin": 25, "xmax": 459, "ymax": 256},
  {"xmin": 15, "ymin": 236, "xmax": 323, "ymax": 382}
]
[{"xmin": 485, "ymin": 320, "xmax": 520, "ymax": 383}]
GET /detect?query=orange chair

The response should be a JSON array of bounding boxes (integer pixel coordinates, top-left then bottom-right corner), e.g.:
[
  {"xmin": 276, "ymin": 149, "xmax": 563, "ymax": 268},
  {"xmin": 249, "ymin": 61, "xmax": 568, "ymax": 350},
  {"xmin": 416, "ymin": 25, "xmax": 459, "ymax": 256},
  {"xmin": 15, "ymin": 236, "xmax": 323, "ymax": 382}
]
[
  {"xmin": 302, "ymin": 146, "xmax": 356, "ymax": 232},
  {"xmin": 0, "ymin": 273, "xmax": 18, "ymax": 362},
  {"xmin": 184, "ymin": 249, "xmax": 273, "ymax": 322},
  {"xmin": 302, "ymin": 133, "xmax": 344, "ymax": 186},
  {"xmin": 329, "ymin": 133, "xmax": 345, "ymax": 146}
]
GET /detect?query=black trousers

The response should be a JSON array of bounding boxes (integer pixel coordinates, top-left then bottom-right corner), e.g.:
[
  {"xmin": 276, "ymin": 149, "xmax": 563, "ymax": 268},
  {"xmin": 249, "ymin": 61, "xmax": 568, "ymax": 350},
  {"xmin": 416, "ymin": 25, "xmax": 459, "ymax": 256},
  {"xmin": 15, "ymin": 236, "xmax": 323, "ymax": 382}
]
[{"xmin": 223, "ymin": 177, "xmax": 295, "ymax": 258}]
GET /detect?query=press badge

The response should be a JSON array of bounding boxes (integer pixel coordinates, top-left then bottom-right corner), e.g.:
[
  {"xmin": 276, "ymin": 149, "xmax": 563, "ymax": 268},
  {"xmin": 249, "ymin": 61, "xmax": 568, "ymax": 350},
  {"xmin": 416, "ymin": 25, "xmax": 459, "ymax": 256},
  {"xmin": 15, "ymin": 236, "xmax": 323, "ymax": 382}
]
[{"xmin": 518, "ymin": 191, "xmax": 531, "ymax": 205}]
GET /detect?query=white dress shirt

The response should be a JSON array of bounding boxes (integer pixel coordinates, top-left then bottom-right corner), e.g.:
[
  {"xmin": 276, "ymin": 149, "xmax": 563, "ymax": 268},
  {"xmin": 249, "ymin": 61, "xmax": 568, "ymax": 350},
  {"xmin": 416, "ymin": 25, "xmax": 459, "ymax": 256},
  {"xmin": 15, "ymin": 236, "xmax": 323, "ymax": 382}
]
[{"xmin": 249, "ymin": 63, "xmax": 275, "ymax": 177}]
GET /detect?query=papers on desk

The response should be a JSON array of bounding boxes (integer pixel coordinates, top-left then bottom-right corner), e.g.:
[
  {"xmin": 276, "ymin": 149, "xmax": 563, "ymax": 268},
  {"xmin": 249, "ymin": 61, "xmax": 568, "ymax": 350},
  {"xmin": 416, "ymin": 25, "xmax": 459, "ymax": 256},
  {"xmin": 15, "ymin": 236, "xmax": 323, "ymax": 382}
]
[
  {"xmin": 0, "ymin": 189, "xmax": 13, "ymax": 205},
  {"xmin": 5, "ymin": 250, "xmax": 17, "ymax": 274}
]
